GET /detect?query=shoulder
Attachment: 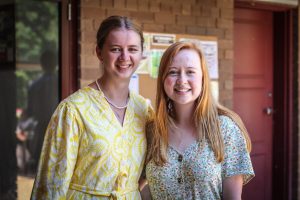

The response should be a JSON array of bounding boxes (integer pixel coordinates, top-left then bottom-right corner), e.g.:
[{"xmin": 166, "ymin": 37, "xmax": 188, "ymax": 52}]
[
  {"xmin": 130, "ymin": 92, "xmax": 152, "ymax": 110},
  {"xmin": 56, "ymin": 87, "xmax": 94, "ymax": 114},
  {"xmin": 64, "ymin": 87, "xmax": 94, "ymax": 103},
  {"xmin": 218, "ymin": 115, "xmax": 236, "ymax": 129},
  {"xmin": 218, "ymin": 115, "xmax": 243, "ymax": 142}
]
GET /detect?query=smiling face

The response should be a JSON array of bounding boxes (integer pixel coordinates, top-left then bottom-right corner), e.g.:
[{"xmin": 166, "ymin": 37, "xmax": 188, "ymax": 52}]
[
  {"xmin": 164, "ymin": 49, "xmax": 203, "ymax": 108},
  {"xmin": 97, "ymin": 28, "xmax": 142, "ymax": 80}
]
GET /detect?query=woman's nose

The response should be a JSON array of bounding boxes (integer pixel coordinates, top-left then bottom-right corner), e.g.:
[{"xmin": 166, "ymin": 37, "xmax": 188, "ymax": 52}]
[
  {"xmin": 176, "ymin": 72, "xmax": 187, "ymax": 84},
  {"xmin": 119, "ymin": 50, "xmax": 129, "ymax": 61}
]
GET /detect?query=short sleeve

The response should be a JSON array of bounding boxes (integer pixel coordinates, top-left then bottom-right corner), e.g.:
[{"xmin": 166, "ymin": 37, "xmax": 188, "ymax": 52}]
[
  {"xmin": 220, "ymin": 116, "xmax": 255, "ymax": 185},
  {"xmin": 31, "ymin": 102, "xmax": 81, "ymax": 199}
]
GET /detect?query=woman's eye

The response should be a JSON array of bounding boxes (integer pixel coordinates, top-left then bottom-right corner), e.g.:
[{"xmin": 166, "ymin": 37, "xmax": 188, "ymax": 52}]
[
  {"xmin": 111, "ymin": 48, "xmax": 121, "ymax": 52},
  {"xmin": 187, "ymin": 70, "xmax": 195, "ymax": 75},
  {"xmin": 168, "ymin": 71, "xmax": 178, "ymax": 75},
  {"xmin": 129, "ymin": 48, "xmax": 139, "ymax": 53}
]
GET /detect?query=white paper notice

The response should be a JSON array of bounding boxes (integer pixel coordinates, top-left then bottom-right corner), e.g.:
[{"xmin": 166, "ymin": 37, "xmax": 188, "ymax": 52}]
[{"xmin": 129, "ymin": 73, "xmax": 139, "ymax": 94}]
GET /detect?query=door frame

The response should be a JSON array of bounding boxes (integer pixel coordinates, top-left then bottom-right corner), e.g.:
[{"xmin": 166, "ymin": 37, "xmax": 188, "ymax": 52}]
[
  {"xmin": 235, "ymin": 1, "xmax": 298, "ymax": 199},
  {"xmin": 273, "ymin": 9, "xmax": 298, "ymax": 200},
  {"xmin": 61, "ymin": 0, "xmax": 78, "ymax": 99}
]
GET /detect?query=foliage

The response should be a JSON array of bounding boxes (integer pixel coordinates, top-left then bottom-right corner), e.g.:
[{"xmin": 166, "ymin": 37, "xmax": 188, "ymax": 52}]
[{"xmin": 15, "ymin": 0, "xmax": 58, "ymax": 63}]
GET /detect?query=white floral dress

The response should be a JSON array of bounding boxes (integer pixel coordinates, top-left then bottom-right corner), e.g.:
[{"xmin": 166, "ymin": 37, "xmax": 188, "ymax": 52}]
[
  {"xmin": 31, "ymin": 86, "xmax": 151, "ymax": 200},
  {"xmin": 146, "ymin": 115, "xmax": 255, "ymax": 200}
]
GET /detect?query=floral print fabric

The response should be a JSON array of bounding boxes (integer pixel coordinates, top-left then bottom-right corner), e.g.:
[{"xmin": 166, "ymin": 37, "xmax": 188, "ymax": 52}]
[
  {"xmin": 31, "ymin": 87, "xmax": 151, "ymax": 200},
  {"xmin": 146, "ymin": 115, "xmax": 254, "ymax": 200}
]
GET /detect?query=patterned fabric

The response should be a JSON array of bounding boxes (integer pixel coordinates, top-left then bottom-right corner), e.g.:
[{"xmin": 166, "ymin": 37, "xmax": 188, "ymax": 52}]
[
  {"xmin": 31, "ymin": 86, "xmax": 151, "ymax": 200},
  {"xmin": 146, "ymin": 115, "xmax": 254, "ymax": 200}
]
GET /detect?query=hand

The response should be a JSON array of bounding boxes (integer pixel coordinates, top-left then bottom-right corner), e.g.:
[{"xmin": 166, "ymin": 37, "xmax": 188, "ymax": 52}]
[{"xmin": 16, "ymin": 129, "xmax": 27, "ymax": 142}]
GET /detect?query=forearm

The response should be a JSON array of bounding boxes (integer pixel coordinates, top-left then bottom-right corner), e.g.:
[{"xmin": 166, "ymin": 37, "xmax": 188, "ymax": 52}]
[
  {"xmin": 139, "ymin": 181, "xmax": 152, "ymax": 200},
  {"xmin": 222, "ymin": 175, "xmax": 243, "ymax": 200}
]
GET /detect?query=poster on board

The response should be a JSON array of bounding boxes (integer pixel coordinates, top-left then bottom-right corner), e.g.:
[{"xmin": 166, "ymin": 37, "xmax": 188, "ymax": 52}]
[{"xmin": 137, "ymin": 32, "xmax": 219, "ymax": 80}]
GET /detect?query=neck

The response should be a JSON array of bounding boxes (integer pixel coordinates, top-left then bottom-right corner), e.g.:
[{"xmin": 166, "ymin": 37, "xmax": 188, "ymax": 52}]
[
  {"xmin": 174, "ymin": 103, "xmax": 195, "ymax": 127},
  {"xmin": 98, "ymin": 77, "xmax": 129, "ymax": 100},
  {"xmin": 97, "ymin": 78, "xmax": 129, "ymax": 108}
]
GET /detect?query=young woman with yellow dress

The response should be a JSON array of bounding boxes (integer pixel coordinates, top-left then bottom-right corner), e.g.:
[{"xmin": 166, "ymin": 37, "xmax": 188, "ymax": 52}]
[{"xmin": 31, "ymin": 16, "xmax": 152, "ymax": 200}]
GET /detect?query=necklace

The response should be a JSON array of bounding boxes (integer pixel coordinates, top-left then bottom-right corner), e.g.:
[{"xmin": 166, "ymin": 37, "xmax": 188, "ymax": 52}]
[{"xmin": 95, "ymin": 79, "xmax": 129, "ymax": 109}]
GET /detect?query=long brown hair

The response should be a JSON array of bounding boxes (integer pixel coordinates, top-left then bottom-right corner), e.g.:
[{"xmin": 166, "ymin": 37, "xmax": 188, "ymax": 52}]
[{"xmin": 146, "ymin": 41, "xmax": 252, "ymax": 166}]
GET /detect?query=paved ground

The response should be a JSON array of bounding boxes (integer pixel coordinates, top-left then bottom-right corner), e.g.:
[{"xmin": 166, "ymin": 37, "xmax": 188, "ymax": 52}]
[{"xmin": 17, "ymin": 176, "xmax": 34, "ymax": 200}]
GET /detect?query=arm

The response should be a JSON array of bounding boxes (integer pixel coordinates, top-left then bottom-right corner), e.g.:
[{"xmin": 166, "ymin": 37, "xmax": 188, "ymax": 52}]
[
  {"xmin": 139, "ymin": 179, "xmax": 152, "ymax": 200},
  {"xmin": 221, "ymin": 116, "xmax": 255, "ymax": 199},
  {"xmin": 222, "ymin": 175, "xmax": 243, "ymax": 200},
  {"xmin": 30, "ymin": 103, "xmax": 80, "ymax": 199}
]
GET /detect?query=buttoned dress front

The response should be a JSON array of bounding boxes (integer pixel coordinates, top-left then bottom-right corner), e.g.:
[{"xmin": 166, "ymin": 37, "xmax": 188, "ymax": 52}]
[
  {"xmin": 146, "ymin": 116, "xmax": 255, "ymax": 200},
  {"xmin": 31, "ymin": 86, "xmax": 151, "ymax": 200}
]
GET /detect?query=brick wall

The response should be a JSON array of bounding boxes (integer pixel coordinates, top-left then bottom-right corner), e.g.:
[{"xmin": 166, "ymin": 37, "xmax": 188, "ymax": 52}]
[{"xmin": 79, "ymin": 0, "xmax": 234, "ymax": 108}]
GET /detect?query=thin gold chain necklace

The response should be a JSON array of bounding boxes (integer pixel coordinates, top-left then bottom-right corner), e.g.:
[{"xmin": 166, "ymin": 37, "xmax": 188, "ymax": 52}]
[{"xmin": 95, "ymin": 79, "xmax": 129, "ymax": 109}]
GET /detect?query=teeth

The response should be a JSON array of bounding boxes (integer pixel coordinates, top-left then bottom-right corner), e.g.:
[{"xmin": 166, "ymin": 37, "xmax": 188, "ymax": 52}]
[
  {"xmin": 175, "ymin": 88, "xmax": 190, "ymax": 92},
  {"xmin": 118, "ymin": 64, "xmax": 131, "ymax": 68}
]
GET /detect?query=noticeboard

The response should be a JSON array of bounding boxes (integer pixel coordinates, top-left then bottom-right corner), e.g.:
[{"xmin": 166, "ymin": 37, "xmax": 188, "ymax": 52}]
[{"xmin": 137, "ymin": 32, "xmax": 218, "ymax": 80}]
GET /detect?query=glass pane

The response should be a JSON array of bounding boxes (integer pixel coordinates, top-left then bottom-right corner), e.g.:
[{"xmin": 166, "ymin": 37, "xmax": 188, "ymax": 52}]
[{"xmin": 0, "ymin": 1, "xmax": 60, "ymax": 199}]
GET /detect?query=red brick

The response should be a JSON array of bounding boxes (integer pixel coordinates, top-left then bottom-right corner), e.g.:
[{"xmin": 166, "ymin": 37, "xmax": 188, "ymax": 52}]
[
  {"xmin": 218, "ymin": 48, "xmax": 225, "ymax": 59},
  {"xmin": 80, "ymin": 55, "xmax": 100, "ymax": 69},
  {"xmin": 220, "ymin": 8, "xmax": 233, "ymax": 19},
  {"xmin": 154, "ymin": 13, "xmax": 175, "ymax": 24},
  {"xmin": 149, "ymin": 1, "xmax": 160, "ymax": 12},
  {"xmin": 219, "ymin": 59, "xmax": 233, "ymax": 69},
  {"xmin": 177, "ymin": 15, "xmax": 196, "ymax": 26},
  {"xmin": 218, "ymin": 39, "xmax": 233, "ymax": 49},
  {"xmin": 81, "ymin": 7, "xmax": 106, "ymax": 19},
  {"xmin": 80, "ymin": 19, "xmax": 94, "ymax": 31},
  {"xmin": 201, "ymin": 8, "xmax": 212, "ymax": 17},
  {"xmin": 182, "ymin": 4, "xmax": 191, "ymax": 15},
  {"xmin": 101, "ymin": 0, "xmax": 113, "ymax": 8},
  {"xmin": 216, "ymin": 0, "xmax": 233, "ymax": 9},
  {"xmin": 211, "ymin": 7, "xmax": 220, "ymax": 18},
  {"xmin": 138, "ymin": 0, "xmax": 149, "ymax": 12},
  {"xmin": 81, "ymin": 67, "xmax": 102, "ymax": 79},
  {"xmin": 225, "ymin": 49, "xmax": 233, "ymax": 59},
  {"xmin": 186, "ymin": 26, "xmax": 206, "ymax": 35},
  {"xmin": 191, "ymin": 5, "xmax": 202, "ymax": 16},
  {"xmin": 196, "ymin": 17, "xmax": 216, "ymax": 27},
  {"xmin": 80, "ymin": 42, "xmax": 96, "ymax": 56},
  {"xmin": 224, "ymin": 29, "xmax": 233, "ymax": 39},
  {"xmin": 172, "ymin": 3, "xmax": 182, "ymax": 15},
  {"xmin": 81, "ymin": 0, "xmax": 100, "ymax": 7},
  {"xmin": 216, "ymin": 18, "xmax": 232, "ymax": 29},
  {"xmin": 206, "ymin": 28, "xmax": 225, "ymax": 38},
  {"xmin": 160, "ymin": 2, "xmax": 172, "ymax": 12},
  {"xmin": 126, "ymin": 0, "xmax": 138, "ymax": 11},
  {"xmin": 143, "ymin": 23, "xmax": 164, "ymax": 32},
  {"xmin": 197, "ymin": 0, "xmax": 216, "ymax": 6},
  {"xmin": 224, "ymin": 80, "xmax": 233, "ymax": 90},
  {"xmin": 94, "ymin": 18, "xmax": 106, "ymax": 30},
  {"xmin": 130, "ymin": 12, "xmax": 154, "ymax": 23},
  {"xmin": 81, "ymin": 30, "xmax": 97, "ymax": 43},
  {"xmin": 165, "ymin": 24, "xmax": 186, "ymax": 34},
  {"xmin": 114, "ymin": 0, "xmax": 126, "ymax": 9},
  {"xmin": 106, "ymin": 9, "xmax": 130, "ymax": 17}
]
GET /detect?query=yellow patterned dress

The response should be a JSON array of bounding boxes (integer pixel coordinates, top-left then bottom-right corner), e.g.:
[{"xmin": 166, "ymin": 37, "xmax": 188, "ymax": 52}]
[{"xmin": 31, "ymin": 86, "xmax": 151, "ymax": 200}]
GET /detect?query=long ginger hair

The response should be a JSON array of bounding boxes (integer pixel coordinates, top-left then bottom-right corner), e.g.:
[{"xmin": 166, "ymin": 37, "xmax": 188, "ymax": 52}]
[{"xmin": 146, "ymin": 41, "xmax": 252, "ymax": 166}]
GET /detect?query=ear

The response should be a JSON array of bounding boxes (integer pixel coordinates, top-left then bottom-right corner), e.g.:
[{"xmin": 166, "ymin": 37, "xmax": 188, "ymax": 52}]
[{"xmin": 96, "ymin": 46, "xmax": 103, "ymax": 62}]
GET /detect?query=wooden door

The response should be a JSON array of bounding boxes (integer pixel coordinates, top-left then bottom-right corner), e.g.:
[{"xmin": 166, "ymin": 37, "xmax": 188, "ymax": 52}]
[{"xmin": 234, "ymin": 8, "xmax": 273, "ymax": 200}]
